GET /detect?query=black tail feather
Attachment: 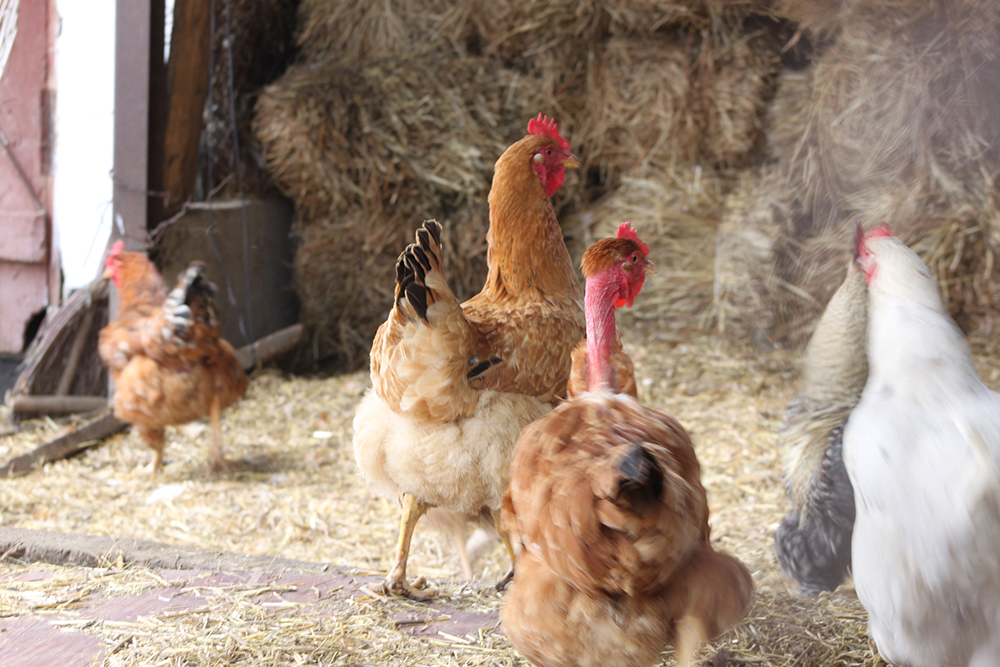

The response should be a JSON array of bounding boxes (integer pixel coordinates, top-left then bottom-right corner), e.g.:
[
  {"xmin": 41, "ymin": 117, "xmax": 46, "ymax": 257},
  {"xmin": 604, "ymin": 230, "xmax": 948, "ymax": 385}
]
[
  {"xmin": 394, "ymin": 220, "xmax": 443, "ymax": 322},
  {"xmin": 163, "ymin": 262, "xmax": 220, "ymax": 340}
]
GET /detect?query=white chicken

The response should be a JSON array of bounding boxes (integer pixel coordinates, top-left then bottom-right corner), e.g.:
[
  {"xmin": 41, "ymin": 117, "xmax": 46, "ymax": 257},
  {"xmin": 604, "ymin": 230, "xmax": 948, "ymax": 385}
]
[{"xmin": 844, "ymin": 222, "xmax": 1000, "ymax": 667}]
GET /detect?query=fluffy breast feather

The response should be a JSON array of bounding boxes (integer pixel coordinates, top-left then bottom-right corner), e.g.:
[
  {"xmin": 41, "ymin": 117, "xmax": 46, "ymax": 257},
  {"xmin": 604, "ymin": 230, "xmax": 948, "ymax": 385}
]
[{"xmin": 353, "ymin": 387, "xmax": 551, "ymax": 513}]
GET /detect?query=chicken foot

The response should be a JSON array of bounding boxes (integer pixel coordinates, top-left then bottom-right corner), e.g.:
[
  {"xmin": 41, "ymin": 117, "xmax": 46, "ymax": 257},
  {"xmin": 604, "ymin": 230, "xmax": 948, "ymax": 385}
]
[
  {"xmin": 673, "ymin": 615, "xmax": 707, "ymax": 667},
  {"xmin": 138, "ymin": 426, "xmax": 166, "ymax": 475},
  {"xmin": 207, "ymin": 394, "xmax": 229, "ymax": 476},
  {"xmin": 493, "ymin": 509, "xmax": 516, "ymax": 591},
  {"xmin": 379, "ymin": 492, "xmax": 438, "ymax": 600}
]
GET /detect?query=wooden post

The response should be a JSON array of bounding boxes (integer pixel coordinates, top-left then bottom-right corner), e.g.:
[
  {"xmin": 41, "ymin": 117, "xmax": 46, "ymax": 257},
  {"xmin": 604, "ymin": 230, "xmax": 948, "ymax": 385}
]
[
  {"xmin": 112, "ymin": 0, "xmax": 152, "ymax": 253},
  {"xmin": 162, "ymin": 0, "xmax": 212, "ymax": 218}
]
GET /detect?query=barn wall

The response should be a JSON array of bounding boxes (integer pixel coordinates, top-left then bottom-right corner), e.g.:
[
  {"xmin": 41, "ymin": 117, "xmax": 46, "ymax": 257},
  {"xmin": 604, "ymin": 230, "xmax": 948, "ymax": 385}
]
[{"xmin": 0, "ymin": 0, "xmax": 55, "ymax": 354}]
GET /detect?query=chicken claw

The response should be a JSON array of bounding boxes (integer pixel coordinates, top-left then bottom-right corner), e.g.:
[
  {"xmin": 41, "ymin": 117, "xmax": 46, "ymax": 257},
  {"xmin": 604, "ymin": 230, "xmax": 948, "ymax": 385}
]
[
  {"xmin": 493, "ymin": 509, "xmax": 515, "ymax": 591},
  {"xmin": 380, "ymin": 493, "xmax": 438, "ymax": 601}
]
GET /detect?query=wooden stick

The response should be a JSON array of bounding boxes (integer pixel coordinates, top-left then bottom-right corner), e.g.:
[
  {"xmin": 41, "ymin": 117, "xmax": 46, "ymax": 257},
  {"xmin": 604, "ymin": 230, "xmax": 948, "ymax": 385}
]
[
  {"xmin": 235, "ymin": 323, "xmax": 303, "ymax": 370},
  {"xmin": 56, "ymin": 305, "xmax": 97, "ymax": 396},
  {"xmin": 0, "ymin": 412, "xmax": 127, "ymax": 477},
  {"xmin": 11, "ymin": 395, "xmax": 109, "ymax": 415}
]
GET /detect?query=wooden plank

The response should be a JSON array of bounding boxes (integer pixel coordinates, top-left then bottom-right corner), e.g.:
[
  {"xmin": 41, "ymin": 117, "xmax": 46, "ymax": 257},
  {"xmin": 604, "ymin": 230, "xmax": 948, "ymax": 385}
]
[
  {"xmin": 0, "ymin": 526, "xmax": 340, "ymax": 574},
  {"xmin": 235, "ymin": 323, "xmax": 303, "ymax": 370},
  {"xmin": 55, "ymin": 305, "xmax": 97, "ymax": 395},
  {"xmin": 161, "ymin": 0, "xmax": 212, "ymax": 217},
  {"xmin": 112, "ymin": 0, "xmax": 152, "ymax": 252},
  {"xmin": 10, "ymin": 395, "xmax": 108, "ymax": 415},
  {"xmin": 0, "ymin": 412, "xmax": 126, "ymax": 477}
]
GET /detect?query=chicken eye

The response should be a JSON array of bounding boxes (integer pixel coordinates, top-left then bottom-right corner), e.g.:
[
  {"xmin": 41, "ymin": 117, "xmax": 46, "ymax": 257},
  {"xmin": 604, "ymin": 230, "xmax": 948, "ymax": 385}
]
[
  {"xmin": 631, "ymin": 253, "xmax": 638, "ymax": 263},
  {"xmin": 546, "ymin": 148, "xmax": 552, "ymax": 155}
]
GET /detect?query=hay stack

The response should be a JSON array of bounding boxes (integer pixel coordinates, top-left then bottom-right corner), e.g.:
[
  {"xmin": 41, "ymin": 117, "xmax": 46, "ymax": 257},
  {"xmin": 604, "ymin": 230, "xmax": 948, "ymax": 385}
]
[
  {"xmin": 579, "ymin": 30, "xmax": 776, "ymax": 184},
  {"xmin": 257, "ymin": 0, "xmax": 780, "ymax": 364},
  {"xmin": 255, "ymin": 53, "xmax": 529, "ymax": 364},
  {"xmin": 564, "ymin": 167, "xmax": 724, "ymax": 334},
  {"xmin": 716, "ymin": 1, "xmax": 1000, "ymax": 344}
]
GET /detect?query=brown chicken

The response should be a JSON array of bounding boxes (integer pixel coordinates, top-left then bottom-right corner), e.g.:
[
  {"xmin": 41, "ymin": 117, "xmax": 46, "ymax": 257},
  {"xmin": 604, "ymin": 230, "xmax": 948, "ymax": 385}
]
[
  {"xmin": 99, "ymin": 241, "xmax": 248, "ymax": 474},
  {"xmin": 352, "ymin": 114, "xmax": 585, "ymax": 600},
  {"xmin": 502, "ymin": 226, "xmax": 753, "ymax": 667}
]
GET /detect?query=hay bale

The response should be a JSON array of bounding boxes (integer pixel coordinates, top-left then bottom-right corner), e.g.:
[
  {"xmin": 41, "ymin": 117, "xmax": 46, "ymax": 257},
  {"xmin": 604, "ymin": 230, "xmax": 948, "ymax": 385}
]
[
  {"xmin": 255, "ymin": 54, "xmax": 526, "ymax": 220},
  {"xmin": 564, "ymin": 167, "xmax": 725, "ymax": 334},
  {"xmin": 295, "ymin": 0, "xmax": 481, "ymax": 62},
  {"xmin": 256, "ymin": 52, "xmax": 531, "ymax": 363},
  {"xmin": 579, "ymin": 31, "xmax": 777, "ymax": 183},
  {"xmin": 716, "ymin": 2, "xmax": 1000, "ymax": 343},
  {"xmin": 292, "ymin": 206, "xmax": 489, "ymax": 367}
]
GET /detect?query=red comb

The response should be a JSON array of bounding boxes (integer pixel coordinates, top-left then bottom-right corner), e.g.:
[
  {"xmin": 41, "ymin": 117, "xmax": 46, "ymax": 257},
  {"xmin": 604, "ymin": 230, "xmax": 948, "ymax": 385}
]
[
  {"xmin": 110, "ymin": 239, "xmax": 124, "ymax": 255},
  {"xmin": 527, "ymin": 113, "xmax": 570, "ymax": 151},
  {"xmin": 617, "ymin": 222, "xmax": 649, "ymax": 256},
  {"xmin": 866, "ymin": 222, "xmax": 893, "ymax": 239}
]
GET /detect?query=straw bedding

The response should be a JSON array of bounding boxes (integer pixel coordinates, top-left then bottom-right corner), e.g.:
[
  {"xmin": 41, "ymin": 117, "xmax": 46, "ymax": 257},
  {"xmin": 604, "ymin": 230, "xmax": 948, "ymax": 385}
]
[{"xmin": 11, "ymin": 331, "xmax": 1000, "ymax": 663}]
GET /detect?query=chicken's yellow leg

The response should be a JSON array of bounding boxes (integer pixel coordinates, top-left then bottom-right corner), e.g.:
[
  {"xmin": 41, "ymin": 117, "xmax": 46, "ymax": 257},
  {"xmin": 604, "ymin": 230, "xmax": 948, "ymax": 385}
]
[
  {"xmin": 493, "ymin": 509, "xmax": 516, "ymax": 591},
  {"xmin": 207, "ymin": 394, "xmax": 230, "ymax": 476},
  {"xmin": 381, "ymin": 492, "xmax": 437, "ymax": 600},
  {"xmin": 673, "ymin": 615, "xmax": 706, "ymax": 667}
]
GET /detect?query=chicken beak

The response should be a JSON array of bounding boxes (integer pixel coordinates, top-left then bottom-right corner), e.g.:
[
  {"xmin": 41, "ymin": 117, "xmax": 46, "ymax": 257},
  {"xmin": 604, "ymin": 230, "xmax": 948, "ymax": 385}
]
[
  {"xmin": 563, "ymin": 151, "xmax": 581, "ymax": 169},
  {"xmin": 852, "ymin": 219, "xmax": 864, "ymax": 263},
  {"xmin": 644, "ymin": 260, "xmax": 657, "ymax": 275}
]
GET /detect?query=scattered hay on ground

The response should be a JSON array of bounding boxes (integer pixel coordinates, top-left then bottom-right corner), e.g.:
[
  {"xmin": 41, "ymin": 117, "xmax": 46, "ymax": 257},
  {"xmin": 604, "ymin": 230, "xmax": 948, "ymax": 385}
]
[{"xmin": 21, "ymin": 329, "xmax": 1000, "ymax": 664}]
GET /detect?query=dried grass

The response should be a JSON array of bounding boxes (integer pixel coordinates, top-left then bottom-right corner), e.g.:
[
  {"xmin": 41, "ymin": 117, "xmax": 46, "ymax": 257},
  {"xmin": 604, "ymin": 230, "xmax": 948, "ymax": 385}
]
[
  {"xmin": 255, "ymin": 53, "xmax": 530, "ymax": 364},
  {"xmin": 23, "ymin": 331, "xmax": 1000, "ymax": 665},
  {"xmin": 259, "ymin": 0, "xmax": 778, "ymax": 364},
  {"xmin": 564, "ymin": 167, "xmax": 727, "ymax": 334},
  {"xmin": 716, "ymin": 2, "xmax": 1000, "ymax": 343},
  {"xmin": 10, "ymin": 332, "xmax": 1000, "ymax": 664}
]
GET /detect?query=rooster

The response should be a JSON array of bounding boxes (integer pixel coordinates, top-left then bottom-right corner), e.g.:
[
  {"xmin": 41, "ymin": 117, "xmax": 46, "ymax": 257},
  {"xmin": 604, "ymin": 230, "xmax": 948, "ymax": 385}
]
[
  {"xmin": 352, "ymin": 115, "xmax": 585, "ymax": 600},
  {"xmin": 775, "ymin": 257, "xmax": 867, "ymax": 595},
  {"xmin": 501, "ymin": 226, "xmax": 753, "ymax": 667},
  {"xmin": 99, "ymin": 241, "xmax": 248, "ymax": 474},
  {"xmin": 844, "ymin": 222, "xmax": 1000, "ymax": 667}
]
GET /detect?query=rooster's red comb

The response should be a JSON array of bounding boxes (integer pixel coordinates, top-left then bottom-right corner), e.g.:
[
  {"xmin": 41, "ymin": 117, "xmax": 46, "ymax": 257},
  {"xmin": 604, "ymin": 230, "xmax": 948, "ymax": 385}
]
[
  {"xmin": 527, "ymin": 113, "xmax": 570, "ymax": 151},
  {"xmin": 109, "ymin": 239, "xmax": 125, "ymax": 257},
  {"xmin": 617, "ymin": 221, "xmax": 649, "ymax": 256}
]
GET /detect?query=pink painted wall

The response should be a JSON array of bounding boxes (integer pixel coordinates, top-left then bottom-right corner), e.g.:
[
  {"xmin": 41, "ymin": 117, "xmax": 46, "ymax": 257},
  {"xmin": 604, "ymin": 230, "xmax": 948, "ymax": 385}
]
[{"xmin": 0, "ymin": 0, "xmax": 54, "ymax": 353}]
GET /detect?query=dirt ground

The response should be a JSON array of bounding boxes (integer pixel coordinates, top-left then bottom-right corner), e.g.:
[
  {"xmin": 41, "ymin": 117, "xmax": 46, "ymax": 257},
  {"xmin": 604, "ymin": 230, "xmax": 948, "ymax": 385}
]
[{"xmin": 5, "ymin": 328, "xmax": 1000, "ymax": 665}]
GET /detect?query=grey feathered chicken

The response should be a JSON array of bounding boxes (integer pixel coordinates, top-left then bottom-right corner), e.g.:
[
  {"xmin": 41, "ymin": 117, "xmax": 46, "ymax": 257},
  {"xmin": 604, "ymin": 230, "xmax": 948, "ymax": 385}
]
[{"xmin": 774, "ymin": 257, "xmax": 867, "ymax": 595}]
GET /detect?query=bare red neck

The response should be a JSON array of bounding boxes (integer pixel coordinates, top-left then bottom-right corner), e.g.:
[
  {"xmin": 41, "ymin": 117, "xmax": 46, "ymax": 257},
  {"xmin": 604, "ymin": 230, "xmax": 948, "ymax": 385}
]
[{"xmin": 584, "ymin": 271, "xmax": 620, "ymax": 391}]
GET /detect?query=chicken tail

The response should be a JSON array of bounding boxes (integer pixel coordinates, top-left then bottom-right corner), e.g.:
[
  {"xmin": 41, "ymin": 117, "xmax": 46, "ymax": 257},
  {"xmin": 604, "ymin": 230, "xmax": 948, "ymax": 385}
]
[
  {"xmin": 594, "ymin": 441, "xmax": 665, "ymax": 514},
  {"xmin": 393, "ymin": 219, "xmax": 454, "ymax": 323},
  {"xmin": 673, "ymin": 546, "xmax": 753, "ymax": 646},
  {"xmin": 162, "ymin": 262, "xmax": 220, "ymax": 342}
]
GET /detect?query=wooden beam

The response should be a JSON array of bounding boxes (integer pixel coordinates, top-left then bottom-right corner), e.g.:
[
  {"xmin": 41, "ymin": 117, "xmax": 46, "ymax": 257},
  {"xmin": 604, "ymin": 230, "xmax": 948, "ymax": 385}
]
[
  {"xmin": 113, "ymin": 0, "xmax": 152, "ymax": 251},
  {"xmin": 11, "ymin": 395, "xmax": 109, "ymax": 415},
  {"xmin": 235, "ymin": 323, "xmax": 303, "ymax": 370},
  {"xmin": 0, "ymin": 413, "xmax": 127, "ymax": 477},
  {"xmin": 161, "ymin": 0, "xmax": 212, "ymax": 218}
]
